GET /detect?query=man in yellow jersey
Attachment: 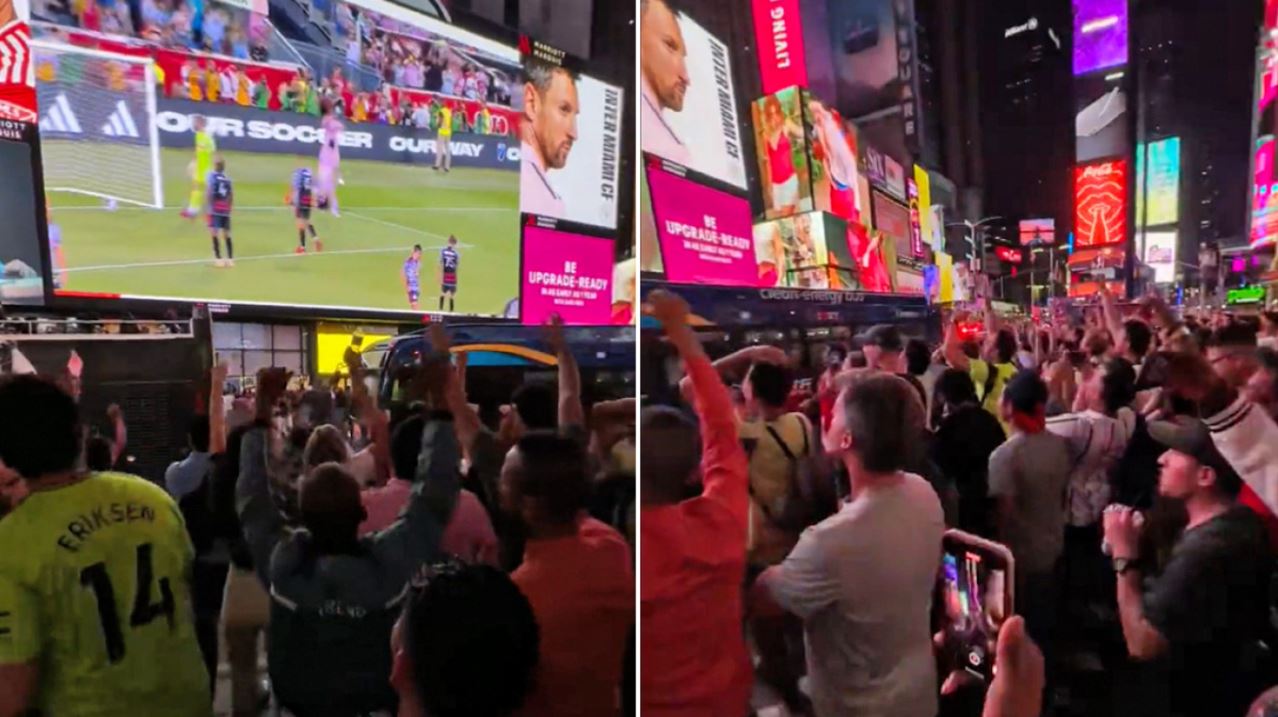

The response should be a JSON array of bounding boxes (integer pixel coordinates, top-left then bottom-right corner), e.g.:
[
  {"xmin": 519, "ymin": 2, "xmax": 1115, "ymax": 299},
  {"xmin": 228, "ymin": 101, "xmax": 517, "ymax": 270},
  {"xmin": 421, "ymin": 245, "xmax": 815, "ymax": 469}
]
[
  {"xmin": 433, "ymin": 101, "xmax": 452, "ymax": 172},
  {"xmin": 0, "ymin": 376, "xmax": 210, "ymax": 716},
  {"xmin": 183, "ymin": 114, "xmax": 216, "ymax": 219}
]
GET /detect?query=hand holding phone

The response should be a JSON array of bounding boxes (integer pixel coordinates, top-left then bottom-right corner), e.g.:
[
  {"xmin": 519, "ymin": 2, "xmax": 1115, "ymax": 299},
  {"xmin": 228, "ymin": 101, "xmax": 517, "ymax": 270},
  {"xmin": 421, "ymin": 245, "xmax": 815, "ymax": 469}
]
[{"xmin": 936, "ymin": 530, "xmax": 1015, "ymax": 684}]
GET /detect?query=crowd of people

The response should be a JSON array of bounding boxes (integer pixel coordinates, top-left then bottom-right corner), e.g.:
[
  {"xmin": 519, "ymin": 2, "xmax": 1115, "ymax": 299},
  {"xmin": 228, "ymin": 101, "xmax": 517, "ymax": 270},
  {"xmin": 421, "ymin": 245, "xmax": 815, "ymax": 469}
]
[
  {"xmin": 335, "ymin": 3, "xmax": 516, "ymax": 106},
  {"xmin": 0, "ymin": 319, "xmax": 635, "ymax": 716},
  {"xmin": 36, "ymin": 0, "xmax": 269, "ymax": 60},
  {"xmin": 641, "ymin": 286, "xmax": 1278, "ymax": 717}
]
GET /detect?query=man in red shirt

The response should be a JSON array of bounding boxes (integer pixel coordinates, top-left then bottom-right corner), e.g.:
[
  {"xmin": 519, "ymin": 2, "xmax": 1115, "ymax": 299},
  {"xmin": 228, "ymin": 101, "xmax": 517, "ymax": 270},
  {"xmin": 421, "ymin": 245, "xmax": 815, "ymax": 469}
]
[
  {"xmin": 504, "ymin": 432, "xmax": 633, "ymax": 716},
  {"xmin": 641, "ymin": 289, "xmax": 752, "ymax": 716}
]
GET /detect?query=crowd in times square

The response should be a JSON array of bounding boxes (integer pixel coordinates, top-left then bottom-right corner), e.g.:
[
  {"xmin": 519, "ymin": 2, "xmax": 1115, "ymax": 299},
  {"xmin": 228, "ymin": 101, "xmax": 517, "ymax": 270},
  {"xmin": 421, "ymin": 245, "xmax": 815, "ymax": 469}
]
[{"xmin": 7, "ymin": 0, "xmax": 1278, "ymax": 716}]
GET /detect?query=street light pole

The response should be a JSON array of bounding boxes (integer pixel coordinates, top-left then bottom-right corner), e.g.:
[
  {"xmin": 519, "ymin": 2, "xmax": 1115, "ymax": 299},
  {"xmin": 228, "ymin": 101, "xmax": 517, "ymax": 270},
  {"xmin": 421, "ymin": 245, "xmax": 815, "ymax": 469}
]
[{"xmin": 946, "ymin": 216, "xmax": 1005, "ymax": 275}]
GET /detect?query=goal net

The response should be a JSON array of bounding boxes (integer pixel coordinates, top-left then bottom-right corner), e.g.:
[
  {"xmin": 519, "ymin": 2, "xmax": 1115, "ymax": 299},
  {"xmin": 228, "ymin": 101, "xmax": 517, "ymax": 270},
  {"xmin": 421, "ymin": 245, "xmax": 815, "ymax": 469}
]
[{"xmin": 32, "ymin": 39, "xmax": 163, "ymax": 209}]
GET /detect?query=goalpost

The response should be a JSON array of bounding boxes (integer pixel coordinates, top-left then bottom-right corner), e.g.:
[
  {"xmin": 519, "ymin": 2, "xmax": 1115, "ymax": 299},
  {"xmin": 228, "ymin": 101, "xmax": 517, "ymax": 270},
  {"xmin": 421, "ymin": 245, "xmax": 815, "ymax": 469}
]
[{"xmin": 31, "ymin": 39, "xmax": 164, "ymax": 209}]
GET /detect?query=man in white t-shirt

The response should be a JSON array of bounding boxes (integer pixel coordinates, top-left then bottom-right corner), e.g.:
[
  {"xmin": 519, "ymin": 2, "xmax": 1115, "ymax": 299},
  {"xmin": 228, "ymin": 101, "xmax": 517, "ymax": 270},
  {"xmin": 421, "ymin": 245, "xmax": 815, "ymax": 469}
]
[{"xmin": 754, "ymin": 373, "xmax": 943, "ymax": 717}]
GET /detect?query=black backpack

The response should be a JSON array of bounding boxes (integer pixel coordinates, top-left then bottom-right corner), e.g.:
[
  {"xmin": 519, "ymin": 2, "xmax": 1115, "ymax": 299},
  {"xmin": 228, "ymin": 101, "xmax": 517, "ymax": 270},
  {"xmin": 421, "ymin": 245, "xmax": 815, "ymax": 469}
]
[
  {"xmin": 1112, "ymin": 413, "xmax": 1162, "ymax": 510},
  {"xmin": 750, "ymin": 414, "xmax": 834, "ymax": 532}
]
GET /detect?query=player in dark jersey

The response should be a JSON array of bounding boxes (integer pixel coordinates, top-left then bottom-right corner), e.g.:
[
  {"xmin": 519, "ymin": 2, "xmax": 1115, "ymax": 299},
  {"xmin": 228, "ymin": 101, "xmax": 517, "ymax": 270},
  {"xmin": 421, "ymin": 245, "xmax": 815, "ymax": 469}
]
[
  {"xmin": 403, "ymin": 244, "xmax": 422, "ymax": 310},
  {"xmin": 287, "ymin": 166, "xmax": 323, "ymax": 254},
  {"xmin": 439, "ymin": 235, "xmax": 459, "ymax": 312},
  {"xmin": 207, "ymin": 158, "xmax": 234, "ymax": 267}
]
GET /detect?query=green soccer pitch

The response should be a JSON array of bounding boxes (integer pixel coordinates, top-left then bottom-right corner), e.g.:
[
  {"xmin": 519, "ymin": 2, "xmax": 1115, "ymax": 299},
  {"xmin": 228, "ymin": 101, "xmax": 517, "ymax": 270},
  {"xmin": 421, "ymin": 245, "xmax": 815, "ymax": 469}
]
[{"xmin": 46, "ymin": 146, "xmax": 521, "ymax": 315}]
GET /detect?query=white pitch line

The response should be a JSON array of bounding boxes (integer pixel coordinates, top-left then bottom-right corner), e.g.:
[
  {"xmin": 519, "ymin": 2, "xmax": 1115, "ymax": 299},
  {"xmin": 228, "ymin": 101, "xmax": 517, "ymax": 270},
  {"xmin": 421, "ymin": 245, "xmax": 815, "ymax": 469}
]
[
  {"xmin": 343, "ymin": 210, "xmax": 470, "ymax": 244},
  {"xmin": 63, "ymin": 244, "xmax": 431, "ymax": 273},
  {"xmin": 52, "ymin": 205, "xmax": 518, "ymax": 213}
]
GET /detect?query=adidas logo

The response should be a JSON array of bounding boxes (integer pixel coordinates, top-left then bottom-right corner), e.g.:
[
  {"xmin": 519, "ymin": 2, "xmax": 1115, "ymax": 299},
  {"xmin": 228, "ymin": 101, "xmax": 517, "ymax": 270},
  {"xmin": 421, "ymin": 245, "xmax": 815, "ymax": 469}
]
[
  {"xmin": 102, "ymin": 100, "xmax": 139, "ymax": 138},
  {"xmin": 39, "ymin": 93, "xmax": 81, "ymax": 134}
]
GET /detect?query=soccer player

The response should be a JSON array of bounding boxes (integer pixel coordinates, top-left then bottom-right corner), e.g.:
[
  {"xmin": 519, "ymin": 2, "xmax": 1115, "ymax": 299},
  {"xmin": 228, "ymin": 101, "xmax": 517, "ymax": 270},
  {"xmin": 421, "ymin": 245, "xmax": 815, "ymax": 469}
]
[
  {"xmin": 0, "ymin": 376, "xmax": 210, "ymax": 715},
  {"xmin": 207, "ymin": 158, "xmax": 234, "ymax": 267},
  {"xmin": 287, "ymin": 165, "xmax": 322, "ymax": 254},
  {"xmin": 46, "ymin": 201, "xmax": 66, "ymax": 288},
  {"xmin": 439, "ymin": 235, "xmax": 459, "ymax": 312},
  {"xmin": 316, "ymin": 98, "xmax": 343, "ymax": 217},
  {"xmin": 183, "ymin": 114, "xmax": 216, "ymax": 219},
  {"xmin": 403, "ymin": 244, "xmax": 421, "ymax": 310}
]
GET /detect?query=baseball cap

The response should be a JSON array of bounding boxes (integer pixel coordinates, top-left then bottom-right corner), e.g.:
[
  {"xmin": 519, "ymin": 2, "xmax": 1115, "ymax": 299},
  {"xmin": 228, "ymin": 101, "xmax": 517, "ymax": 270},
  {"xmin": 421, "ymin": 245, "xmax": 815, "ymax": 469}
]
[
  {"xmin": 862, "ymin": 325, "xmax": 904, "ymax": 353},
  {"xmin": 1147, "ymin": 416, "xmax": 1242, "ymax": 494}
]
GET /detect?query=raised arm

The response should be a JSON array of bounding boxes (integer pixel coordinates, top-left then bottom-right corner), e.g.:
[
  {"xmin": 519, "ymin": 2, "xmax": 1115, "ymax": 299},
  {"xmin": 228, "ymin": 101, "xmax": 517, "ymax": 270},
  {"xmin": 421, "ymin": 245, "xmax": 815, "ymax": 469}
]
[
  {"xmin": 546, "ymin": 315, "xmax": 585, "ymax": 429},
  {"xmin": 106, "ymin": 403, "xmax": 128, "ymax": 467},
  {"xmin": 943, "ymin": 311, "xmax": 971, "ymax": 372},
  {"xmin": 370, "ymin": 354, "xmax": 461, "ymax": 582},
  {"xmin": 209, "ymin": 363, "xmax": 228, "ymax": 455},
  {"xmin": 346, "ymin": 347, "xmax": 390, "ymax": 485},
  {"xmin": 236, "ymin": 368, "xmax": 290, "ymax": 588},
  {"xmin": 651, "ymin": 290, "xmax": 748, "ymax": 513},
  {"xmin": 1099, "ymin": 286, "xmax": 1123, "ymax": 348},
  {"xmin": 676, "ymin": 343, "xmax": 788, "ymax": 404}
]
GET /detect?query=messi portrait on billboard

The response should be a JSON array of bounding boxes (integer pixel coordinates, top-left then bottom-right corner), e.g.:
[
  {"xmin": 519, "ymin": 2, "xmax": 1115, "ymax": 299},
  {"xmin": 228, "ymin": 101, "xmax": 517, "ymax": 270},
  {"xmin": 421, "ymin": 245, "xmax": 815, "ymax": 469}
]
[
  {"xmin": 640, "ymin": 0, "xmax": 747, "ymax": 188},
  {"xmin": 519, "ymin": 44, "xmax": 625, "ymax": 230}
]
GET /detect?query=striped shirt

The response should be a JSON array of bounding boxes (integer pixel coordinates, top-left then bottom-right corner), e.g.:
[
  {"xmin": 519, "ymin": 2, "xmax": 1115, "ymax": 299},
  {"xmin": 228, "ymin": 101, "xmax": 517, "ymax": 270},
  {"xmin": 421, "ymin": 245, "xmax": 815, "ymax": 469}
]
[
  {"xmin": 0, "ymin": 20, "xmax": 36, "ymax": 123},
  {"xmin": 1046, "ymin": 407, "xmax": 1137, "ymax": 526}
]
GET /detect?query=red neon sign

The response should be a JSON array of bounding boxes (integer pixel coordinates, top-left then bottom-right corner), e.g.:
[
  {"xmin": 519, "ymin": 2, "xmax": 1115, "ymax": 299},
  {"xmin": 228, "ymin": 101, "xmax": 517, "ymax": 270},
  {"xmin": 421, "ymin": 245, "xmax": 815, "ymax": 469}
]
[
  {"xmin": 751, "ymin": 0, "xmax": 809, "ymax": 94},
  {"xmin": 994, "ymin": 246, "xmax": 1024, "ymax": 263},
  {"xmin": 1074, "ymin": 159, "xmax": 1128, "ymax": 248}
]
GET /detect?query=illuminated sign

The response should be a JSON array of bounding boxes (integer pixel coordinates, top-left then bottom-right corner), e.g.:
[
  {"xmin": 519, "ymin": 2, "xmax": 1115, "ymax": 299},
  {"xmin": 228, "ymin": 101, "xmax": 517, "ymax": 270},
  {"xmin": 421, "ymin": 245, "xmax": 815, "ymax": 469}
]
[
  {"xmin": 1074, "ymin": 158, "xmax": 1128, "ymax": 248},
  {"xmin": 751, "ymin": 0, "xmax": 809, "ymax": 94},
  {"xmin": 1019, "ymin": 218, "xmax": 1056, "ymax": 246},
  {"xmin": 1228, "ymin": 286, "xmax": 1266, "ymax": 304},
  {"xmin": 1073, "ymin": 0, "xmax": 1128, "ymax": 76},
  {"xmin": 1135, "ymin": 136, "xmax": 1180, "ymax": 227},
  {"xmin": 1141, "ymin": 230, "xmax": 1177, "ymax": 284},
  {"xmin": 995, "ymin": 246, "xmax": 1024, "ymax": 264},
  {"xmin": 1005, "ymin": 17, "xmax": 1039, "ymax": 38}
]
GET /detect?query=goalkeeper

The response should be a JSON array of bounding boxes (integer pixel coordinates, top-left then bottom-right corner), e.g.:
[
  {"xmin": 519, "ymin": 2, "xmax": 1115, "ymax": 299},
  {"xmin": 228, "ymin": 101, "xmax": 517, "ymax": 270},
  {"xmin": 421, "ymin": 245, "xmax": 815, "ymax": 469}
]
[{"xmin": 182, "ymin": 115, "xmax": 217, "ymax": 219}]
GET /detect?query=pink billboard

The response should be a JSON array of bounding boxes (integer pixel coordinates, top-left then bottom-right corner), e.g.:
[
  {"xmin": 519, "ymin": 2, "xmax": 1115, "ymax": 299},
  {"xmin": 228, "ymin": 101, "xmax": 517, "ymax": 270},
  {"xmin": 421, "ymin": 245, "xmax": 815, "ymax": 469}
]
[
  {"xmin": 520, "ymin": 225, "xmax": 615, "ymax": 325},
  {"xmin": 647, "ymin": 164, "xmax": 758, "ymax": 286},
  {"xmin": 752, "ymin": 0, "xmax": 808, "ymax": 94}
]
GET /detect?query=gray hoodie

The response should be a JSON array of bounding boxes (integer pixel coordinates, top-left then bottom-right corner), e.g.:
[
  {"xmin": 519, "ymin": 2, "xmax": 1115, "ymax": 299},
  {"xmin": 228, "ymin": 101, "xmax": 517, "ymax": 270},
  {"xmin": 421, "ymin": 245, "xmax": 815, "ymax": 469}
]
[{"xmin": 237, "ymin": 411, "xmax": 460, "ymax": 716}]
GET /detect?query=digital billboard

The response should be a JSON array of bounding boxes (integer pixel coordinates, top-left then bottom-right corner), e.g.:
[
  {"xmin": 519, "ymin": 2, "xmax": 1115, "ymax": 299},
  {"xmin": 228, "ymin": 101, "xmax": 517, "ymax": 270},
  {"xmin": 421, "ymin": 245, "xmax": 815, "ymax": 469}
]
[
  {"xmin": 1141, "ymin": 230, "xmax": 1176, "ymax": 284},
  {"xmin": 1073, "ymin": 0, "xmax": 1128, "ymax": 76},
  {"xmin": 1, "ymin": 0, "xmax": 36, "ymax": 123},
  {"xmin": 808, "ymin": 97, "xmax": 866, "ymax": 224},
  {"xmin": 1135, "ymin": 136, "xmax": 1180, "ymax": 227},
  {"xmin": 751, "ymin": 86, "xmax": 815, "ymax": 219},
  {"xmin": 1075, "ymin": 75, "xmax": 1128, "ymax": 163},
  {"xmin": 1074, "ymin": 158, "xmax": 1128, "ymax": 248},
  {"xmin": 640, "ymin": 0, "xmax": 746, "ymax": 188},
  {"xmin": 519, "ymin": 41, "xmax": 625, "ymax": 230},
  {"xmin": 42, "ymin": 0, "xmax": 524, "ymax": 317},
  {"xmin": 1019, "ymin": 218, "xmax": 1056, "ymax": 246},
  {"xmin": 646, "ymin": 160, "xmax": 756, "ymax": 286},
  {"xmin": 753, "ymin": 211, "xmax": 830, "ymax": 289},
  {"xmin": 826, "ymin": 0, "xmax": 898, "ymax": 119},
  {"xmin": 1254, "ymin": 135, "xmax": 1278, "ymax": 249},
  {"xmin": 913, "ymin": 164, "xmax": 934, "ymax": 254},
  {"xmin": 751, "ymin": 0, "xmax": 808, "ymax": 94},
  {"xmin": 0, "ymin": 128, "xmax": 46, "ymax": 304},
  {"xmin": 520, "ymin": 223, "xmax": 614, "ymax": 325}
]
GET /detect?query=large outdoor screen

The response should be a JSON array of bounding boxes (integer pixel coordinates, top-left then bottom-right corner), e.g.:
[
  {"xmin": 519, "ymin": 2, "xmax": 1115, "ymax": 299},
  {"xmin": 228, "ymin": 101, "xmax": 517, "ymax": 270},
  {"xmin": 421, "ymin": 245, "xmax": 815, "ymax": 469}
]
[
  {"xmin": 1073, "ymin": 0, "xmax": 1128, "ymax": 76},
  {"xmin": 1074, "ymin": 158, "xmax": 1128, "ymax": 248},
  {"xmin": 645, "ymin": 159, "xmax": 755, "ymax": 287},
  {"xmin": 1135, "ymin": 136, "xmax": 1180, "ymax": 228},
  {"xmin": 640, "ymin": 0, "xmax": 746, "ymax": 189},
  {"xmin": 38, "ymin": 0, "xmax": 525, "ymax": 317},
  {"xmin": 519, "ymin": 41, "xmax": 624, "ymax": 230},
  {"xmin": 519, "ymin": 222, "xmax": 614, "ymax": 325}
]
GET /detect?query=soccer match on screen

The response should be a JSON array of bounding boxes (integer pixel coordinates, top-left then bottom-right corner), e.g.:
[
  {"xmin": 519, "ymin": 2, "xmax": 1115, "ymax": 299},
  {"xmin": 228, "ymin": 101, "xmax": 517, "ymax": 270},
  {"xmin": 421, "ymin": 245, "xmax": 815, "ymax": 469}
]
[{"xmin": 33, "ymin": 0, "xmax": 522, "ymax": 315}]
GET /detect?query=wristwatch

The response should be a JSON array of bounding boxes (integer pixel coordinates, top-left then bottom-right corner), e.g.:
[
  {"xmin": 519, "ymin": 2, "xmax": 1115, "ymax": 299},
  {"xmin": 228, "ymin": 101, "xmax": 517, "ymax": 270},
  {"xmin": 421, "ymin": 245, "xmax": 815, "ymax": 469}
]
[{"xmin": 1112, "ymin": 557, "xmax": 1137, "ymax": 575}]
